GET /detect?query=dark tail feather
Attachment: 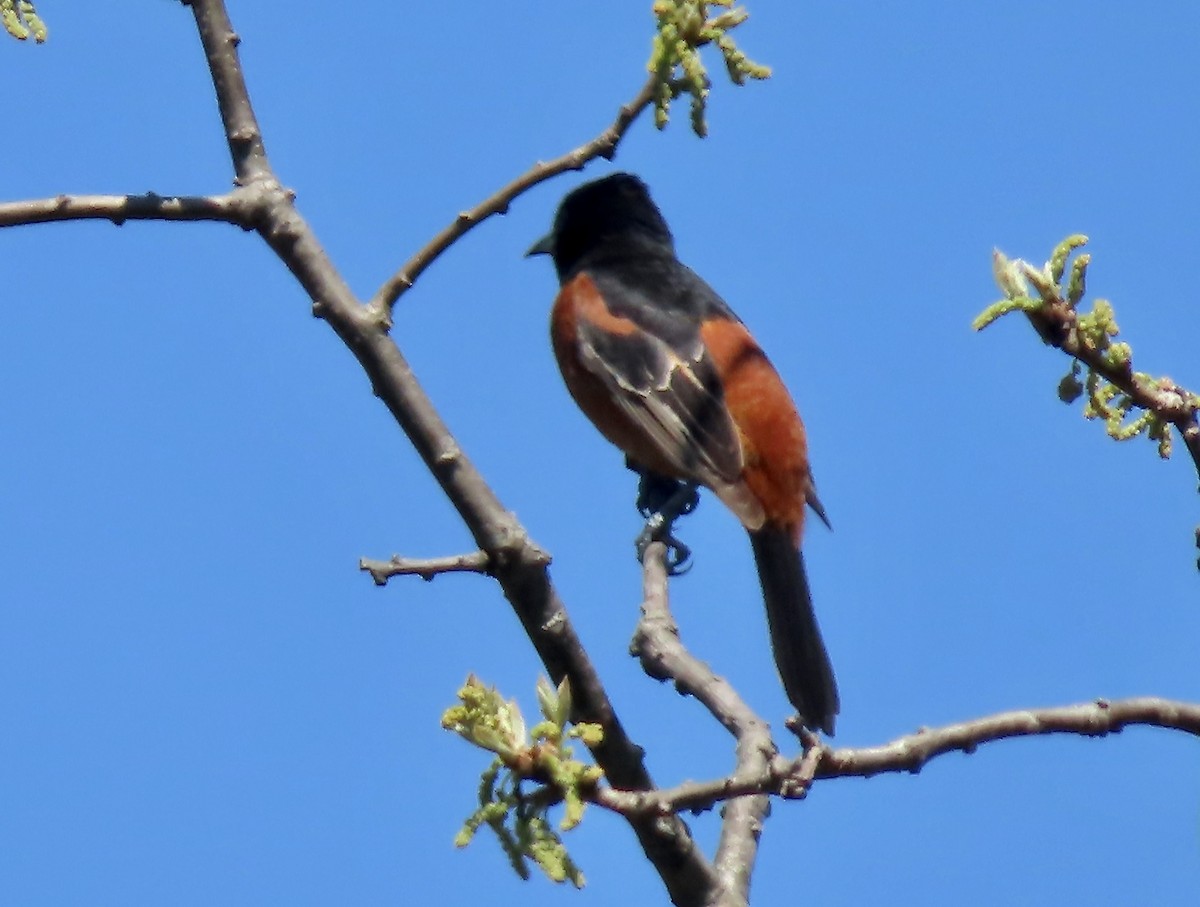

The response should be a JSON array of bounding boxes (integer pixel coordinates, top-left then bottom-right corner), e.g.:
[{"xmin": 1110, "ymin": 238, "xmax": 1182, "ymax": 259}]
[{"xmin": 749, "ymin": 526, "xmax": 839, "ymax": 735}]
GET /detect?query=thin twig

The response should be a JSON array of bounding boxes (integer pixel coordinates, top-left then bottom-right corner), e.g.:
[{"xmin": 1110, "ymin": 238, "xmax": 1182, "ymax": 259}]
[
  {"xmin": 359, "ymin": 551, "xmax": 493, "ymax": 585},
  {"xmin": 814, "ymin": 696, "xmax": 1200, "ymax": 779},
  {"xmin": 0, "ymin": 191, "xmax": 254, "ymax": 229},
  {"xmin": 366, "ymin": 75, "xmax": 658, "ymax": 319}
]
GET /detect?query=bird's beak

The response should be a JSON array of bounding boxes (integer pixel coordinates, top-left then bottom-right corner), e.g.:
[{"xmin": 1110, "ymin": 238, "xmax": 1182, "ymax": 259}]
[{"xmin": 524, "ymin": 233, "xmax": 554, "ymax": 258}]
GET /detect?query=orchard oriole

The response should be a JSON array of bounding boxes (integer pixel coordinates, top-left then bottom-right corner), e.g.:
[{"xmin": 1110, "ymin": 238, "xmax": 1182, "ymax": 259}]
[{"xmin": 527, "ymin": 173, "xmax": 839, "ymax": 735}]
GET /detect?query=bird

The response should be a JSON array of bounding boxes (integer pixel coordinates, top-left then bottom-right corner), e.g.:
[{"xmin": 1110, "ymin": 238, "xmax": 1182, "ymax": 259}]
[{"xmin": 526, "ymin": 172, "xmax": 839, "ymax": 736}]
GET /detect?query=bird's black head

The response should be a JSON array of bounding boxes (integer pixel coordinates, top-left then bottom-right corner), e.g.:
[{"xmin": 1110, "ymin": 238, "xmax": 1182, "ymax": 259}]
[{"xmin": 526, "ymin": 173, "xmax": 675, "ymax": 280}]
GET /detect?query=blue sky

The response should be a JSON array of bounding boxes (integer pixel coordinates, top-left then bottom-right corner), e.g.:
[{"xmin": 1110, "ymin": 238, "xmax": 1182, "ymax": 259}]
[{"xmin": 2, "ymin": 3, "xmax": 1198, "ymax": 905}]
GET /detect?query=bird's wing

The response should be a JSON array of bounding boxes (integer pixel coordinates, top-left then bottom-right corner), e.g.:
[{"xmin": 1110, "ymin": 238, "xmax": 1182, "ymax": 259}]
[{"xmin": 566, "ymin": 272, "xmax": 745, "ymax": 487}]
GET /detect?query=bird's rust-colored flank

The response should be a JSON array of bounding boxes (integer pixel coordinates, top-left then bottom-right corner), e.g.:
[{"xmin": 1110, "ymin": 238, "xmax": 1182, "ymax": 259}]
[{"xmin": 698, "ymin": 317, "xmax": 810, "ymax": 541}]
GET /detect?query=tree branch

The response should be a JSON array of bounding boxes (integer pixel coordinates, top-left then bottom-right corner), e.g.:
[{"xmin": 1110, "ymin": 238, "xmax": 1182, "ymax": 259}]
[
  {"xmin": 0, "ymin": 191, "xmax": 254, "ymax": 229},
  {"xmin": 813, "ymin": 696, "xmax": 1200, "ymax": 780},
  {"xmin": 359, "ymin": 550, "xmax": 493, "ymax": 585},
  {"xmin": 186, "ymin": 0, "xmax": 270, "ymax": 185},
  {"xmin": 986, "ymin": 247, "xmax": 1200, "ymax": 489},
  {"xmin": 632, "ymin": 542, "xmax": 773, "ymax": 907},
  {"xmin": 365, "ymin": 74, "xmax": 658, "ymax": 319},
  {"xmin": 178, "ymin": 3, "xmax": 715, "ymax": 902},
  {"xmin": 595, "ymin": 697, "xmax": 1200, "ymax": 817},
  {"xmin": 1045, "ymin": 304, "xmax": 1200, "ymax": 483}
]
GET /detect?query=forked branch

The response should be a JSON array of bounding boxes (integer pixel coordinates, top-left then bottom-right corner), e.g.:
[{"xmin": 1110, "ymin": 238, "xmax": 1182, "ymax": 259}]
[{"xmin": 595, "ymin": 696, "xmax": 1200, "ymax": 817}]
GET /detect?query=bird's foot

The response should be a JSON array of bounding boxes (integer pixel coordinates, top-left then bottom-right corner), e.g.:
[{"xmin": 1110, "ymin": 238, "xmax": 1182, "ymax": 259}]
[
  {"xmin": 635, "ymin": 519, "xmax": 693, "ymax": 575},
  {"xmin": 633, "ymin": 479, "xmax": 699, "ymax": 576}
]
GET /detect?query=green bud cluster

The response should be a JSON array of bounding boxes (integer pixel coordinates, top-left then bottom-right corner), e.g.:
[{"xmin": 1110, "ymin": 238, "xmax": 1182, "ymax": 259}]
[
  {"xmin": 647, "ymin": 1, "xmax": 771, "ymax": 136},
  {"xmin": 442, "ymin": 676, "xmax": 604, "ymax": 888},
  {"xmin": 978, "ymin": 236, "xmax": 1177, "ymax": 459}
]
